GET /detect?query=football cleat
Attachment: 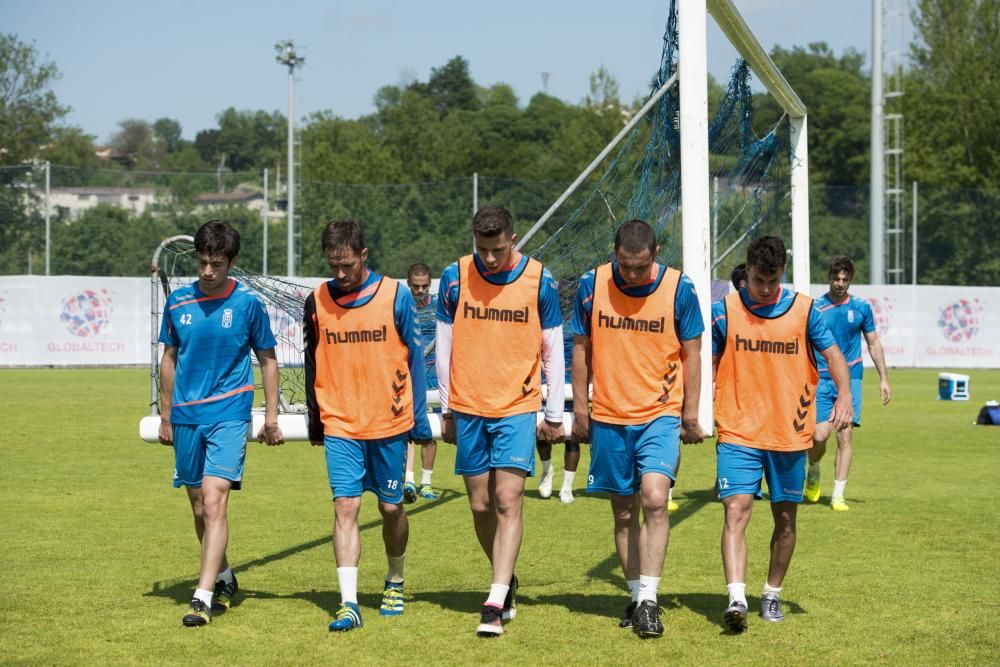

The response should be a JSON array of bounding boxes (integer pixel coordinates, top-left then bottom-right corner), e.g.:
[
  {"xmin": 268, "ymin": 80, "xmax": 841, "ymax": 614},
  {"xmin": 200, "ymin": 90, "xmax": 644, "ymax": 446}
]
[
  {"xmin": 619, "ymin": 601, "xmax": 637, "ymax": 628},
  {"xmin": 633, "ymin": 600, "xmax": 664, "ymax": 638},
  {"xmin": 723, "ymin": 600, "xmax": 748, "ymax": 633},
  {"xmin": 380, "ymin": 581, "xmax": 404, "ymax": 616},
  {"xmin": 538, "ymin": 468, "xmax": 554, "ymax": 498},
  {"xmin": 667, "ymin": 499, "xmax": 680, "ymax": 512},
  {"xmin": 182, "ymin": 598, "xmax": 212, "ymax": 627},
  {"xmin": 476, "ymin": 604, "xmax": 504, "ymax": 637},
  {"xmin": 403, "ymin": 482, "xmax": 417, "ymax": 504},
  {"xmin": 211, "ymin": 574, "xmax": 238, "ymax": 613},
  {"xmin": 760, "ymin": 594, "xmax": 785, "ymax": 622},
  {"xmin": 329, "ymin": 601, "xmax": 363, "ymax": 632},
  {"xmin": 831, "ymin": 497, "xmax": 850, "ymax": 512},
  {"xmin": 418, "ymin": 484, "xmax": 440, "ymax": 500},
  {"xmin": 559, "ymin": 489, "xmax": 574, "ymax": 504},
  {"xmin": 502, "ymin": 574, "xmax": 518, "ymax": 621},
  {"xmin": 804, "ymin": 477, "xmax": 821, "ymax": 503}
]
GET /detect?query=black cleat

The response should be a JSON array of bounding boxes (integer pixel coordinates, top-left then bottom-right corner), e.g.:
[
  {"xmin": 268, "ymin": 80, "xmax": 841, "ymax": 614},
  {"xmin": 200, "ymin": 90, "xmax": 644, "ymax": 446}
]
[
  {"xmin": 619, "ymin": 601, "xmax": 638, "ymax": 628},
  {"xmin": 211, "ymin": 574, "xmax": 238, "ymax": 613},
  {"xmin": 724, "ymin": 600, "xmax": 748, "ymax": 633},
  {"xmin": 182, "ymin": 598, "xmax": 212, "ymax": 627},
  {"xmin": 633, "ymin": 600, "xmax": 664, "ymax": 638},
  {"xmin": 476, "ymin": 604, "xmax": 504, "ymax": 637},
  {"xmin": 502, "ymin": 574, "xmax": 518, "ymax": 621}
]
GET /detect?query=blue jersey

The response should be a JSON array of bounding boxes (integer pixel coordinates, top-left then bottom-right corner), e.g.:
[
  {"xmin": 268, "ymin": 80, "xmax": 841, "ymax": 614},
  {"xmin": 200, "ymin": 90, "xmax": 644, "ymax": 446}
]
[
  {"xmin": 414, "ymin": 293, "xmax": 439, "ymax": 389},
  {"xmin": 159, "ymin": 279, "xmax": 276, "ymax": 425},
  {"xmin": 436, "ymin": 253, "xmax": 563, "ymax": 329},
  {"xmin": 570, "ymin": 262, "xmax": 705, "ymax": 341},
  {"xmin": 814, "ymin": 293, "xmax": 875, "ymax": 379},
  {"xmin": 711, "ymin": 287, "xmax": 835, "ymax": 356},
  {"xmin": 304, "ymin": 270, "xmax": 432, "ymax": 441}
]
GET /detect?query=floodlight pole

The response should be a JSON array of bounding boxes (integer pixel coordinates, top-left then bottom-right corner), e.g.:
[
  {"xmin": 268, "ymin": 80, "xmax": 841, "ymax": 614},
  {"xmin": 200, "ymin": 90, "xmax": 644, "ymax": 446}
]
[
  {"xmin": 870, "ymin": 0, "xmax": 886, "ymax": 284},
  {"xmin": 263, "ymin": 168, "xmax": 269, "ymax": 275},
  {"xmin": 276, "ymin": 41, "xmax": 304, "ymax": 277},
  {"xmin": 44, "ymin": 161, "xmax": 51, "ymax": 276}
]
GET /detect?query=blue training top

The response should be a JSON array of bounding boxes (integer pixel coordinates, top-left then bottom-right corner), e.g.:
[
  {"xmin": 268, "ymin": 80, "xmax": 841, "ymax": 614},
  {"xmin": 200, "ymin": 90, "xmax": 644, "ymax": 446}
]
[
  {"xmin": 813, "ymin": 293, "xmax": 875, "ymax": 379},
  {"xmin": 159, "ymin": 279, "xmax": 276, "ymax": 425},
  {"xmin": 570, "ymin": 262, "xmax": 705, "ymax": 341},
  {"xmin": 436, "ymin": 253, "xmax": 563, "ymax": 329},
  {"xmin": 711, "ymin": 286, "xmax": 835, "ymax": 356}
]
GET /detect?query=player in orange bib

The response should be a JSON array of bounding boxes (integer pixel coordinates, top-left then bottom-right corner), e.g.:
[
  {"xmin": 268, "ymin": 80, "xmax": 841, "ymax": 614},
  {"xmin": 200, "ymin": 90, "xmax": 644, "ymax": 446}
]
[
  {"xmin": 435, "ymin": 205, "xmax": 566, "ymax": 637},
  {"xmin": 304, "ymin": 220, "xmax": 433, "ymax": 632},
  {"xmin": 570, "ymin": 220, "xmax": 706, "ymax": 638},
  {"xmin": 711, "ymin": 236, "xmax": 853, "ymax": 632}
]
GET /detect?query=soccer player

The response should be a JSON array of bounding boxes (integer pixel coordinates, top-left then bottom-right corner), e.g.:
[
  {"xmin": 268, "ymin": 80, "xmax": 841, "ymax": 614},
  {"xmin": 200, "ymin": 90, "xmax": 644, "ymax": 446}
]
[
  {"xmin": 731, "ymin": 263, "xmax": 747, "ymax": 291},
  {"xmin": 403, "ymin": 262, "xmax": 441, "ymax": 503},
  {"xmin": 712, "ymin": 235, "xmax": 852, "ymax": 632},
  {"xmin": 157, "ymin": 219, "xmax": 285, "ymax": 627},
  {"xmin": 806, "ymin": 256, "xmax": 892, "ymax": 511},
  {"xmin": 435, "ymin": 205, "xmax": 565, "ymax": 637},
  {"xmin": 304, "ymin": 220, "xmax": 433, "ymax": 632},
  {"xmin": 570, "ymin": 219, "xmax": 705, "ymax": 638}
]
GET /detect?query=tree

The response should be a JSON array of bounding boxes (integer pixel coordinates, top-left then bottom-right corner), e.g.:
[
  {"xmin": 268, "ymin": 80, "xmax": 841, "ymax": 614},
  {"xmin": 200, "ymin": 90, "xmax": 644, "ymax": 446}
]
[
  {"xmin": 111, "ymin": 118, "xmax": 162, "ymax": 168},
  {"xmin": 415, "ymin": 56, "xmax": 481, "ymax": 117},
  {"xmin": 0, "ymin": 33, "xmax": 69, "ymax": 165},
  {"xmin": 907, "ymin": 0, "xmax": 1000, "ymax": 188},
  {"xmin": 585, "ymin": 65, "xmax": 621, "ymax": 110},
  {"xmin": 153, "ymin": 118, "xmax": 183, "ymax": 153}
]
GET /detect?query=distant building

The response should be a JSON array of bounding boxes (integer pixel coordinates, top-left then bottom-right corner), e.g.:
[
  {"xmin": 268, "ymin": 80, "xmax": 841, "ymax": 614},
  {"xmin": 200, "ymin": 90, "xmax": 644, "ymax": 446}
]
[
  {"xmin": 49, "ymin": 187, "xmax": 160, "ymax": 220},
  {"xmin": 194, "ymin": 191, "xmax": 283, "ymax": 217}
]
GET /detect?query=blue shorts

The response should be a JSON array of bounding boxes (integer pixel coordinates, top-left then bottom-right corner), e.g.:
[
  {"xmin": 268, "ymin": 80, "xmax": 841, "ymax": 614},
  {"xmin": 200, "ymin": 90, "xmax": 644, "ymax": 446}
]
[
  {"xmin": 587, "ymin": 416, "xmax": 680, "ymax": 496},
  {"xmin": 172, "ymin": 420, "xmax": 249, "ymax": 490},
  {"xmin": 816, "ymin": 377, "xmax": 863, "ymax": 426},
  {"xmin": 454, "ymin": 412, "xmax": 536, "ymax": 476},
  {"xmin": 716, "ymin": 442, "xmax": 806, "ymax": 503},
  {"xmin": 325, "ymin": 433, "xmax": 407, "ymax": 503}
]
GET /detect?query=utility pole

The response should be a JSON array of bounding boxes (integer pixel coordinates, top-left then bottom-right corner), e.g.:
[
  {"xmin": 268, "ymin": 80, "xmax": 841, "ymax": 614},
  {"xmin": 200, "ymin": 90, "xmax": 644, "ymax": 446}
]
[
  {"xmin": 275, "ymin": 40, "xmax": 304, "ymax": 276},
  {"xmin": 870, "ymin": 0, "xmax": 885, "ymax": 284}
]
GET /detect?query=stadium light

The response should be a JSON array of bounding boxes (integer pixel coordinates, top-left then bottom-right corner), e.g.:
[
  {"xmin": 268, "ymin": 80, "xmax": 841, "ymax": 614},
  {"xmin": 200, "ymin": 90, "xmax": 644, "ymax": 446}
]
[{"xmin": 275, "ymin": 40, "xmax": 304, "ymax": 276}]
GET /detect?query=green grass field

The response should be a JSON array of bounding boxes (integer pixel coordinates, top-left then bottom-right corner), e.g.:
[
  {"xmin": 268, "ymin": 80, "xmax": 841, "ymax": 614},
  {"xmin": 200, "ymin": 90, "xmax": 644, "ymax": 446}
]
[{"xmin": 1, "ymin": 368, "xmax": 998, "ymax": 665}]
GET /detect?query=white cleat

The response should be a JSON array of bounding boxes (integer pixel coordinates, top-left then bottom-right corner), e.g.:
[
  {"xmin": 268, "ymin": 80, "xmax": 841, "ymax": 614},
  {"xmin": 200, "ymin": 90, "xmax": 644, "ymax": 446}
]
[
  {"xmin": 538, "ymin": 468, "xmax": 554, "ymax": 498},
  {"xmin": 559, "ymin": 489, "xmax": 575, "ymax": 504}
]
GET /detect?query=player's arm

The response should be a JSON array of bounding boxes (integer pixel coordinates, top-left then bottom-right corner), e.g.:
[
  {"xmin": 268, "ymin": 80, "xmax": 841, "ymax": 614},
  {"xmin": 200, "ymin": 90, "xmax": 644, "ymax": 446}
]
[
  {"xmin": 158, "ymin": 346, "xmax": 177, "ymax": 446},
  {"xmin": 676, "ymin": 275, "xmax": 706, "ymax": 444},
  {"xmin": 679, "ymin": 336, "xmax": 705, "ymax": 444},
  {"xmin": 435, "ymin": 267, "xmax": 458, "ymax": 444},
  {"xmin": 571, "ymin": 334, "xmax": 592, "ymax": 443},
  {"xmin": 863, "ymin": 329, "xmax": 892, "ymax": 405},
  {"xmin": 254, "ymin": 347, "xmax": 284, "ymax": 445},
  {"xmin": 396, "ymin": 286, "xmax": 433, "ymax": 444},
  {"xmin": 538, "ymin": 324, "xmax": 566, "ymax": 443},
  {"xmin": 303, "ymin": 292, "xmax": 324, "ymax": 446}
]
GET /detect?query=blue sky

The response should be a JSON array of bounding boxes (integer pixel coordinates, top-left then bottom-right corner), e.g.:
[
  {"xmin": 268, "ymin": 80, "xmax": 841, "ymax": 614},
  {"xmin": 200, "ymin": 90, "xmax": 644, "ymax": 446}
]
[{"xmin": 6, "ymin": 0, "xmax": 910, "ymax": 143}]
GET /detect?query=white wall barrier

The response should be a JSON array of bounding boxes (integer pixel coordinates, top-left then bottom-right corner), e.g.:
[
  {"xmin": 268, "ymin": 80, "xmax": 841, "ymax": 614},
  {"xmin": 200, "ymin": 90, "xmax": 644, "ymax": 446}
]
[{"xmin": 0, "ymin": 276, "xmax": 997, "ymax": 368}]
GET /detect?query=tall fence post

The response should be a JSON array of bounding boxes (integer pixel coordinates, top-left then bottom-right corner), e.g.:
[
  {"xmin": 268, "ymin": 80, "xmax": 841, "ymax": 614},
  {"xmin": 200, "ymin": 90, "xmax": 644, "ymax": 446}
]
[
  {"xmin": 911, "ymin": 180, "xmax": 918, "ymax": 285},
  {"xmin": 44, "ymin": 161, "xmax": 51, "ymax": 276},
  {"xmin": 263, "ymin": 168, "xmax": 269, "ymax": 275}
]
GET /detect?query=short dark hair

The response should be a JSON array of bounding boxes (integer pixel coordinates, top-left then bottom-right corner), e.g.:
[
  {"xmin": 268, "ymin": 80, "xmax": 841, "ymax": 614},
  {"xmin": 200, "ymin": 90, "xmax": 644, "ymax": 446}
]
[
  {"xmin": 731, "ymin": 263, "xmax": 747, "ymax": 290},
  {"xmin": 194, "ymin": 219, "xmax": 240, "ymax": 260},
  {"xmin": 321, "ymin": 219, "xmax": 366, "ymax": 254},
  {"xmin": 613, "ymin": 219, "xmax": 657, "ymax": 255},
  {"xmin": 828, "ymin": 255, "xmax": 855, "ymax": 278},
  {"xmin": 746, "ymin": 236, "xmax": 786, "ymax": 274},
  {"xmin": 407, "ymin": 262, "xmax": 431, "ymax": 280},
  {"xmin": 472, "ymin": 205, "xmax": 514, "ymax": 237}
]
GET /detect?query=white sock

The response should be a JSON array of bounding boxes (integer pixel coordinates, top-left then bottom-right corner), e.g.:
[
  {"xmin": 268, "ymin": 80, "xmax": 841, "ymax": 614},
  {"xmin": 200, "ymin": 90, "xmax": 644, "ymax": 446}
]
[
  {"xmin": 405, "ymin": 471, "xmax": 415, "ymax": 485},
  {"xmin": 193, "ymin": 587, "xmax": 213, "ymax": 607},
  {"xmin": 420, "ymin": 470, "xmax": 433, "ymax": 486},
  {"xmin": 486, "ymin": 583, "xmax": 509, "ymax": 607},
  {"xmin": 386, "ymin": 554, "xmax": 405, "ymax": 584},
  {"xmin": 668, "ymin": 487, "xmax": 674, "ymax": 502},
  {"xmin": 727, "ymin": 582, "xmax": 747, "ymax": 606},
  {"xmin": 540, "ymin": 459, "xmax": 552, "ymax": 476},
  {"xmin": 627, "ymin": 579, "xmax": 640, "ymax": 603},
  {"xmin": 808, "ymin": 462, "xmax": 821, "ymax": 479},
  {"xmin": 832, "ymin": 479, "xmax": 847, "ymax": 499},
  {"xmin": 337, "ymin": 566, "xmax": 359, "ymax": 604},
  {"xmin": 217, "ymin": 567, "xmax": 234, "ymax": 585},
  {"xmin": 637, "ymin": 575, "xmax": 660, "ymax": 604},
  {"xmin": 763, "ymin": 582, "xmax": 781, "ymax": 597},
  {"xmin": 561, "ymin": 470, "xmax": 576, "ymax": 492}
]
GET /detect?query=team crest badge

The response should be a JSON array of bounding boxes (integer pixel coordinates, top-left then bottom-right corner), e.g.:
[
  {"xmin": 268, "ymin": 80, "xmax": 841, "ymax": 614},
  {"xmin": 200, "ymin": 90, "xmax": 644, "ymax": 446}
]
[{"xmin": 222, "ymin": 308, "xmax": 234, "ymax": 328}]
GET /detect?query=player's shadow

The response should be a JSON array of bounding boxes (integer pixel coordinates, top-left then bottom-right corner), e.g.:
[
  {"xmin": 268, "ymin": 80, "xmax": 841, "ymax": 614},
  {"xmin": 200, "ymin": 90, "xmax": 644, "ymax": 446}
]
[
  {"xmin": 667, "ymin": 592, "xmax": 807, "ymax": 633},
  {"xmin": 145, "ymin": 489, "xmax": 463, "ymax": 608}
]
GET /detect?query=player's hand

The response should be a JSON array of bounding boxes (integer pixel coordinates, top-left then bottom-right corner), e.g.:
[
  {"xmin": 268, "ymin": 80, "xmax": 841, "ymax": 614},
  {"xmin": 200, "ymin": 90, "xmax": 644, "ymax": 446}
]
[
  {"xmin": 537, "ymin": 419, "xmax": 565, "ymax": 444},
  {"xmin": 257, "ymin": 421, "xmax": 285, "ymax": 446},
  {"xmin": 829, "ymin": 395, "xmax": 854, "ymax": 431},
  {"xmin": 680, "ymin": 417, "xmax": 705, "ymax": 444},
  {"xmin": 441, "ymin": 416, "xmax": 456, "ymax": 444},
  {"xmin": 310, "ymin": 439, "xmax": 324, "ymax": 447},
  {"xmin": 572, "ymin": 410, "xmax": 590, "ymax": 443},
  {"xmin": 880, "ymin": 380, "xmax": 892, "ymax": 406},
  {"xmin": 158, "ymin": 419, "xmax": 173, "ymax": 447}
]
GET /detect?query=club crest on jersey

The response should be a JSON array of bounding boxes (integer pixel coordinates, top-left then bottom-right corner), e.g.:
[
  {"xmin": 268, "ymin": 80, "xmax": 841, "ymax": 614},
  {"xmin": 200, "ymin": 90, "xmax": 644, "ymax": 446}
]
[
  {"xmin": 221, "ymin": 308, "xmax": 234, "ymax": 328},
  {"xmin": 848, "ymin": 309, "xmax": 855, "ymax": 323}
]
